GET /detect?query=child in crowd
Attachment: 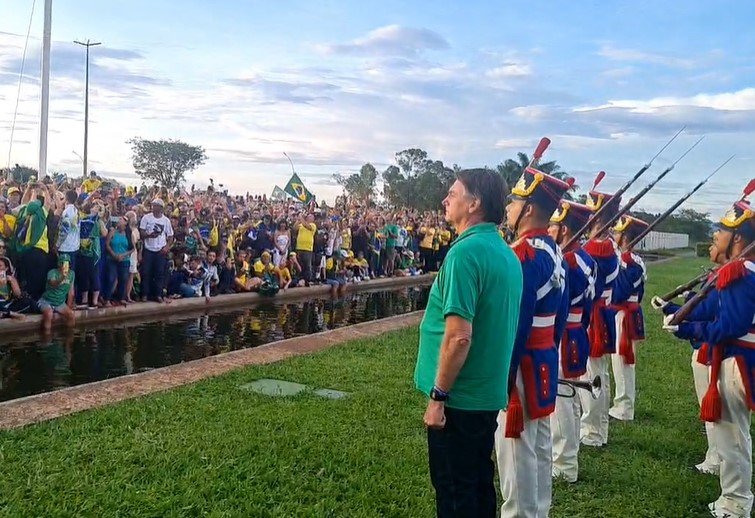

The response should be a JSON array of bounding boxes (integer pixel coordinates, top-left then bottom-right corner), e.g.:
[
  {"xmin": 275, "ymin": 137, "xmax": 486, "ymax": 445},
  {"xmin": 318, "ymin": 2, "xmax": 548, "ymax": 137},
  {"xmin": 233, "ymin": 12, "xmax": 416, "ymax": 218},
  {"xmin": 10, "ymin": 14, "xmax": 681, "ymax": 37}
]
[{"xmin": 39, "ymin": 254, "xmax": 76, "ymax": 331}]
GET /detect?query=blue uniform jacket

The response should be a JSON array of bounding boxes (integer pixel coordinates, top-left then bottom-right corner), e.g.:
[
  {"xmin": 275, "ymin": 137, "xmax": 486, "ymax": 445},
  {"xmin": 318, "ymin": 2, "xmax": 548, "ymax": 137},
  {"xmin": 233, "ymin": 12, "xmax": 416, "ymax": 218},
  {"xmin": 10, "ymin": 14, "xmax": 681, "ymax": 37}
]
[
  {"xmin": 510, "ymin": 230, "xmax": 569, "ymax": 418},
  {"xmin": 673, "ymin": 260, "xmax": 755, "ymax": 411},
  {"xmin": 584, "ymin": 237, "xmax": 621, "ymax": 357},
  {"xmin": 560, "ymin": 246, "xmax": 597, "ymax": 378}
]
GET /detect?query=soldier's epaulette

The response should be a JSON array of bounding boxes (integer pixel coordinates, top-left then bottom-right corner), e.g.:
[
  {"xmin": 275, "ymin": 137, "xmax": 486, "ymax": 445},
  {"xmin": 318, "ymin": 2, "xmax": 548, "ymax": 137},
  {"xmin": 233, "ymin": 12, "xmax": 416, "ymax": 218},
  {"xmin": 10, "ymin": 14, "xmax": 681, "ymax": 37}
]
[
  {"xmin": 621, "ymin": 251, "xmax": 635, "ymax": 266},
  {"xmin": 564, "ymin": 251, "xmax": 578, "ymax": 268},
  {"xmin": 512, "ymin": 239, "xmax": 535, "ymax": 262},
  {"xmin": 716, "ymin": 259, "xmax": 747, "ymax": 290},
  {"xmin": 584, "ymin": 239, "xmax": 614, "ymax": 258}
]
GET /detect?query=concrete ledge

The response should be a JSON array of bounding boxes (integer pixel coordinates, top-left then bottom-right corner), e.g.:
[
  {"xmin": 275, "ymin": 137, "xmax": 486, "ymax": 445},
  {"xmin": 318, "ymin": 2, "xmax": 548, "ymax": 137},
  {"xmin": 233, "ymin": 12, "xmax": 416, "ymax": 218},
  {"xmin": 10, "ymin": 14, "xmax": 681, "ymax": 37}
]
[
  {"xmin": 0, "ymin": 274, "xmax": 433, "ymax": 338},
  {"xmin": 0, "ymin": 311, "xmax": 424, "ymax": 430}
]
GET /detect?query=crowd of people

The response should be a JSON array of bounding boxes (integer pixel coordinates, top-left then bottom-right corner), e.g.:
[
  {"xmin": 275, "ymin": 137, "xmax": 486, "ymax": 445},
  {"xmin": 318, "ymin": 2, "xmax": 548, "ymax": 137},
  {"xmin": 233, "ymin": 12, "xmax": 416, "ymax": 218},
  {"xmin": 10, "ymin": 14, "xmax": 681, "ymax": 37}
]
[{"xmin": 0, "ymin": 170, "xmax": 456, "ymax": 329}]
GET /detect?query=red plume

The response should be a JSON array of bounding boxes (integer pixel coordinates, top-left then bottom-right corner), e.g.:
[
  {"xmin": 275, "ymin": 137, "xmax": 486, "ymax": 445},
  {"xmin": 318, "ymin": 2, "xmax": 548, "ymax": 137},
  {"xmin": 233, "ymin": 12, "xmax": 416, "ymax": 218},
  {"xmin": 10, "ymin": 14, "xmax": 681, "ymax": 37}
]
[
  {"xmin": 741, "ymin": 179, "xmax": 755, "ymax": 200},
  {"xmin": 533, "ymin": 137, "xmax": 551, "ymax": 160},
  {"xmin": 592, "ymin": 171, "xmax": 606, "ymax": 190},
  {"xmin": 565, "ymin": 177, "xmax": 575, "ymax": 188}
]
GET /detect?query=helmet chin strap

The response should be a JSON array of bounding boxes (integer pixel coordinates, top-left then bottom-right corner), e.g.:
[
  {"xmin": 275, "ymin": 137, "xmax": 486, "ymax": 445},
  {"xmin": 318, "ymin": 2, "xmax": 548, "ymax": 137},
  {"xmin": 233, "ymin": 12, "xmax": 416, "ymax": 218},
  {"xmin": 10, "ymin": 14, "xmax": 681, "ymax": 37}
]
[
  {"xmin": 510, "ymin": 200, "xmax": 529, "ymax": 241},
  {"xmin": 724, "ymin": 229, "xmax": 737, "ymax": 261}
]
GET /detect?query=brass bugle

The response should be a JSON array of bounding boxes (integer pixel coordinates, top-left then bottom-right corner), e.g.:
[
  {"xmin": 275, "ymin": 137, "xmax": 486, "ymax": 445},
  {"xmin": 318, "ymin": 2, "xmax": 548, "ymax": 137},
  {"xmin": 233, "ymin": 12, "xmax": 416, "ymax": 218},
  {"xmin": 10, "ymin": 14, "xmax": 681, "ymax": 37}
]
[{"xmin": 557, "ymin": 375, "xmax": 602, "ymax": 400}]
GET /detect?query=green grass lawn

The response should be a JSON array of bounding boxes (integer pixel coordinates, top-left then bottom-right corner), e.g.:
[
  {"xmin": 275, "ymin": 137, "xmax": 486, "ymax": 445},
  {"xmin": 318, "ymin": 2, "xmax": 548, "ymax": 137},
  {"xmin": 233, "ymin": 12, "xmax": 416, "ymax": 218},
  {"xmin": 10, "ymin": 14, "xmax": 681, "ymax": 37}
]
[{"xmin": 0, "ymin": 257, "xmax": 750, "ymax": 517}]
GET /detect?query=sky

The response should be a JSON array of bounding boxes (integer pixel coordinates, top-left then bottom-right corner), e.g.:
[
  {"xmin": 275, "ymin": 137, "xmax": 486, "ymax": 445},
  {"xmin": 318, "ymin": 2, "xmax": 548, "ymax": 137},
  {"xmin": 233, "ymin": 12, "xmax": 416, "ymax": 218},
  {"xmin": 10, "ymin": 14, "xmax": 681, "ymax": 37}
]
[{"xmin": 1, "ymin": 0, "xmax": 754, "ymax": 214}]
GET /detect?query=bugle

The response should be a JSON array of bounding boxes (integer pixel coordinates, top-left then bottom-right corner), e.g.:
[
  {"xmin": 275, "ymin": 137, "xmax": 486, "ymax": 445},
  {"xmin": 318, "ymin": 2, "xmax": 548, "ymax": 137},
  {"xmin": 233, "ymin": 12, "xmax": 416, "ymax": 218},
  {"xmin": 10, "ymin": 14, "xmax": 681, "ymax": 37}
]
[{"xmin": 557, "ymin": 375, "xmax": 602, "ymax": 399}]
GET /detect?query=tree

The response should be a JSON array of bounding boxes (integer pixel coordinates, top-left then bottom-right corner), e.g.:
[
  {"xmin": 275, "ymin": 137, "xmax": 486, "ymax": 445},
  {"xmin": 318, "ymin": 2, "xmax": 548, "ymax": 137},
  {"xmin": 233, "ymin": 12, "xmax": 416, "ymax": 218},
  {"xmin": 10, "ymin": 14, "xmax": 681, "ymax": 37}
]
[
  {"xmin": 2, "ymin": 164, "xmax": 39, "ymax": 184},
  {"xmin": 128, "ymin": 137, "xmax": 207, "ymax": 189},
  {"xmin": 631, "ymin": 208, "xmax": 712, "ymax": 244},
  {"xmin": 381, "ymin": 149, "xmax": 454, "ymax": 210},
  {"xmin": 496, "ymin": 152, "xmax": 576, "ymax": 200},
  {"xmin": 333, "ymin": 163, "xmax": 378, "ymax": 205}
]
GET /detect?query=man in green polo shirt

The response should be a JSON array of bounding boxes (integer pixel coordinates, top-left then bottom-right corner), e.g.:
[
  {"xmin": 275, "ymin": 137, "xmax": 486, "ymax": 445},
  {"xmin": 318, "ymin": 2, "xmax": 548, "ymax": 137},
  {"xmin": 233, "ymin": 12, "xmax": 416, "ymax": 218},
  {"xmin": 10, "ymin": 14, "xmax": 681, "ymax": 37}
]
[{"xmin": 415, "ymin": 169, "xmax": 522, "ymax": 517}]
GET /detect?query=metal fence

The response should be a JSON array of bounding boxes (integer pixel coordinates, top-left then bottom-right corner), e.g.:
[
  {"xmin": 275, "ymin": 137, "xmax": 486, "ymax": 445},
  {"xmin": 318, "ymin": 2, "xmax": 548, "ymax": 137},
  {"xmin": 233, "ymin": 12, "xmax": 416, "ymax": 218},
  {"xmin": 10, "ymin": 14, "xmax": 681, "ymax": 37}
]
[{"xmin": 635, "ymin": 230, "xmax": 689, "ymax": 251}]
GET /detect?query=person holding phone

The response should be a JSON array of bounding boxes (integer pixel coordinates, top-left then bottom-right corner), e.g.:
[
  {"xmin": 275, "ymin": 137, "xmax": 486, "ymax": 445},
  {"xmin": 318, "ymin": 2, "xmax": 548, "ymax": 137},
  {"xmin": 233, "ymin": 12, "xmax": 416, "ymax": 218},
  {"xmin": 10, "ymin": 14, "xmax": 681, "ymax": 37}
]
[{"xmin": 138, "ymin": 198, "xmax": 174, "ymax": 303}]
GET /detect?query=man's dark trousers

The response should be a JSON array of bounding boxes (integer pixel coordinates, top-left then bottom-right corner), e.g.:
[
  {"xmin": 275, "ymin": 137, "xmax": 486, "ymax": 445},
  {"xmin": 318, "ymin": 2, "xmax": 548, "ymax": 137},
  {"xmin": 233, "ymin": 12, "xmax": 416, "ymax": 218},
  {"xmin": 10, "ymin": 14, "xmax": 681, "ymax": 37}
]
[{"xmin": 427, "ymin": 407, "xmax": 498, "ymax": 518}]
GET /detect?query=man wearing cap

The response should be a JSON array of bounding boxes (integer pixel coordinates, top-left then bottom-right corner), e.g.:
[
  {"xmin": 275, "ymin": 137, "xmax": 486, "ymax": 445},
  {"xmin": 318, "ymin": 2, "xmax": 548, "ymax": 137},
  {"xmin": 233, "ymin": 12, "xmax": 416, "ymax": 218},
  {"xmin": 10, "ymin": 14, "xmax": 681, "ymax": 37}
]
[
  {"xmin": 6, "ymin": 186, "xmax": 21, "ymax": 212},
  {"xmin": 138, "ymin": 198, "xmax": 174, "ymax": 303},
  {"xmin": 609, "ymin": 216, "xmax": 649, "ymax": 421},
  {"xmin": 81, "ymin": 171, "xmax": 101, "ymax": 194},
  {"xmin": 38, "ymin": 254, "xmax": 76, "ymax": 331},
  {"xmin": 580, "ymin": 173, "xmax": 622, "ymax": 447},
  {"xmin": 416, "ymin": 169, "xmax": 521, "ymax": 518},
  {"xmin": 497, "ymin": 167, "xmax": 569, "ymax": 517},
  {"xmin": 548, "ymin": 200, "xmax": 598, "ymax": 483},
  {"xmin": 661, "ymin": 185, "xmax": 755, "ymax": 518}
]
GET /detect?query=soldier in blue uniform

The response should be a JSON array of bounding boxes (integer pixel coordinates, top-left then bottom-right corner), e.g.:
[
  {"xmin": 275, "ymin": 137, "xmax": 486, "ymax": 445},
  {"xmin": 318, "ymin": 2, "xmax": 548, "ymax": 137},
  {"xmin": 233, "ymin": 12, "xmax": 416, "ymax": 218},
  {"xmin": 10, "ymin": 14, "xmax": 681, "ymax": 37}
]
[
  {"xmin": 580, "ymin": 173, "xmax": 622, "ymax": 447},
  {"xmin": 548, "ymin": 200, "xmax": 597, "ymax": 483},
  {"xmin": 662, "ymin": 189, "xmax": 755, "ymax": 518},
  {"xmin": 496, "ymin": 166, "xmax": 570, "ymax": 518},
  {"xmin": 609, "ymin": 215, "xmax": 649, "ymax": 421},
  {"xmin": 654, "ymin": 281, "xmax": 721, "ymax": 475}
]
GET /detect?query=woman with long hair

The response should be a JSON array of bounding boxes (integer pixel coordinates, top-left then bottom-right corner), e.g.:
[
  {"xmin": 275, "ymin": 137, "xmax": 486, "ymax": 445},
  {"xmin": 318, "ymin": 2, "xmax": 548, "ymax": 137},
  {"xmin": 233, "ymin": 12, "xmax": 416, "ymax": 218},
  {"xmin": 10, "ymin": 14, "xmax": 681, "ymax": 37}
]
[
  {"xmin": 103, "ymin": 214, "xmax": 135, "ymax": 306},
  {"xmin": 124, "ymin": 211, "xmax": 140, "ymax": 302}
]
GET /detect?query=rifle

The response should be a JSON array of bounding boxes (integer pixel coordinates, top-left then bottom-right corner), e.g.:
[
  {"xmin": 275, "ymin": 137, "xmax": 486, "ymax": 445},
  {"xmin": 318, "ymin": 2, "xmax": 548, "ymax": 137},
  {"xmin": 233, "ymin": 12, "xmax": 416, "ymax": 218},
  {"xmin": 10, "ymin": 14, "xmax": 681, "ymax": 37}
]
[
  {"xmin": 591, "ymin": 136, "xmax": 705, "ymax": 240},
  {"xmin": 669, "ymin": 239, "xmax": 755, "ymax": 325},
  {"xmin": 562, "ymin": 126, "xmax": 686, "ymax": 249},
  {"xmin": 668, "ymin": 177, "xmax": 755, "ymax": 325},
  {"xmin": 626, "ymin": 155, "xmax": 732, "ymax": 250}
]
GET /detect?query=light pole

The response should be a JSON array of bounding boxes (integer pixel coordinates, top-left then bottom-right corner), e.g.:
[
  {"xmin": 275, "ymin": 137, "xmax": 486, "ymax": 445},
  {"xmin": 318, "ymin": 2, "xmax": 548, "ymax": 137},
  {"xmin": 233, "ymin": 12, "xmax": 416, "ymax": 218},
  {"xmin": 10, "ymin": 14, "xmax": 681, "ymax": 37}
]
[{"xmin": 74, "ymin": 39, "xmax": 100, "ymax": 178}]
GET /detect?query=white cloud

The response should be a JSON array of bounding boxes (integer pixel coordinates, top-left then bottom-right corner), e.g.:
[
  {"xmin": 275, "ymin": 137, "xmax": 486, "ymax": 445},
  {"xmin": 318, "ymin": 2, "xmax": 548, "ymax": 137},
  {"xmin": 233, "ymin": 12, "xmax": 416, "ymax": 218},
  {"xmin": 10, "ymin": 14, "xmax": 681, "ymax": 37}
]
[
  {"xmin": 574, "ymin": 87, "xmax": 755, "ymax": 113},
  {"xmin": 317, "ymin": 25, "xmax": 449, "ymax": 57},
  {"xmin": 494, "ymin": 138, "xmax": 535, "ymax": 149},
  {"xmin": 596, "ymin": 44, "xmax": 697, "ymax": 69},
  {"xmin": 485, "ymin": 61, "xmax": 532, "ymax": 78}
]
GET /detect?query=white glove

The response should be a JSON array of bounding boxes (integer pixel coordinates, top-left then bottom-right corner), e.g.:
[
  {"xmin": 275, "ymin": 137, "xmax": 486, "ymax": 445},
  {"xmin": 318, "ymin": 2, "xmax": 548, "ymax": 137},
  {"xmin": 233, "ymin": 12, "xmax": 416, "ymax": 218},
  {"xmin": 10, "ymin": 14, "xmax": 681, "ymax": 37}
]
[
  {"xmin": 662, "ymin": 313, "xmax": 679, "ymax": 333},
  {"xmin": 650, "ymin": 296, "xmax": 668, "ymax": 310}
]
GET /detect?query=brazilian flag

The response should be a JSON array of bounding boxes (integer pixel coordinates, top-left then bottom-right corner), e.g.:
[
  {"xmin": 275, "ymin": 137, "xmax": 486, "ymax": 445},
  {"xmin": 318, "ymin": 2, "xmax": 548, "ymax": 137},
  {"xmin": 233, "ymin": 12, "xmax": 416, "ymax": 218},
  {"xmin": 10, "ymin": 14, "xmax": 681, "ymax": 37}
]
[{"xmin": 284, "ymin": 173, "xmax": 314, "ymax": 204}]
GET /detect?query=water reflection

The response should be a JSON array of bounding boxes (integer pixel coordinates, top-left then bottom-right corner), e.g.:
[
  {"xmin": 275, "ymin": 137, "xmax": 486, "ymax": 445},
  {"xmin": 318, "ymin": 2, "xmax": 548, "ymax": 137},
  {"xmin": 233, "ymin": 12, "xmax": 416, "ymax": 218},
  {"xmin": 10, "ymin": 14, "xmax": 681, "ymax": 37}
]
[{"xmin": 0, "ymin": 286, "xmax": 429, "ymax": 402}]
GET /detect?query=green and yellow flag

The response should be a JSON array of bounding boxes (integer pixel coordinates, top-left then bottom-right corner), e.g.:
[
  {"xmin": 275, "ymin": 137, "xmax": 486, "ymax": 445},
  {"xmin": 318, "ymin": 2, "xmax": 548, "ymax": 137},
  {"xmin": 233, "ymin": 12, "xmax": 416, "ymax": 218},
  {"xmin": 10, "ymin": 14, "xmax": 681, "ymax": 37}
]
[{"xmin": 283, "ymin": 173, "xmax": 314, "ymax": 204}]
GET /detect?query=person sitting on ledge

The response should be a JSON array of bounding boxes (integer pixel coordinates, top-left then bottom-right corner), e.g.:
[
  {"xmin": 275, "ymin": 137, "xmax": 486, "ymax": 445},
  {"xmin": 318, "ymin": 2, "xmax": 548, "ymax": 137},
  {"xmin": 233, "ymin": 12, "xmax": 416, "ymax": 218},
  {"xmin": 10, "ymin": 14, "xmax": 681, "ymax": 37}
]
[
  {"xmin": 325, "ymin": 250, "xmax": 348, "ymax": 298},
  {"xmin": 38, "ymin": 253, "xmax": 76, "ymax": 332}
]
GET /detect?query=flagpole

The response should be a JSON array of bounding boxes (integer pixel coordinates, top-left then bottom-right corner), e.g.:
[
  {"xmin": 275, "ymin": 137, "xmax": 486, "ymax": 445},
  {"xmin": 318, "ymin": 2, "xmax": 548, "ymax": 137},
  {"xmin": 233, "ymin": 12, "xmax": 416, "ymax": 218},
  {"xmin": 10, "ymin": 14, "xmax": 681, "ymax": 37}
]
[
  {"xmin": 283, "ymin": 152, "xmax": 295, "ymax": 173},
  {"xmin": 39, "ymin": 0, "xmax": 53, "ymax": 176}
]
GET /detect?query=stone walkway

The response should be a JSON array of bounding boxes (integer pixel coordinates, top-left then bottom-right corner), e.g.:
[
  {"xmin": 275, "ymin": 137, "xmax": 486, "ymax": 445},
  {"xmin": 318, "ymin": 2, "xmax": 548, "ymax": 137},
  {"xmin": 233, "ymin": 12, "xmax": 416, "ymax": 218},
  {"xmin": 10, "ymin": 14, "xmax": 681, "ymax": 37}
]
[{"xmin": 0, "ymin": 311, "xmax": 423, "ymax": 431}]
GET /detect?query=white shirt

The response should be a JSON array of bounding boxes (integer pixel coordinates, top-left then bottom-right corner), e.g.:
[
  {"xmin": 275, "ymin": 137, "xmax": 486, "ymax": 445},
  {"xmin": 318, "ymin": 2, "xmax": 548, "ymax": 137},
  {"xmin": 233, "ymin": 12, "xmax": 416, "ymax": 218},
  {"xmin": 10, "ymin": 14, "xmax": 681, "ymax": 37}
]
[
  {"xmin": 139, "ymin": 213, "xmax": 174, "ymax": 252},
  {"xmin": 57, "ymin": 204, "xmax": 80, "ymax": 253}
]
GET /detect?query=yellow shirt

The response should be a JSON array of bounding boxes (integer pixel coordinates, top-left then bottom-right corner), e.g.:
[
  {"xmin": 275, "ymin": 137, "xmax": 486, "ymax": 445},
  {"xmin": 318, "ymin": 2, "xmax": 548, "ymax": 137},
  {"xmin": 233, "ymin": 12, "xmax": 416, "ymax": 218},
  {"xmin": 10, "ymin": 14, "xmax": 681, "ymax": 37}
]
[
  {"xmin": 439, "ymin": 229, "xmax": 452, "ymax": 246},
  {"xmin": 354, "ymin": 258, "xmax": 368, "ymax": 268},
  {"xmin": 419, "ymin": 227, "xmax": 436, "ymax": 249},
  {"xmin": 0, "ymin": 214, "xmax": 16, "ymax": 239},
  {"xmin": 253, "ymin": 260, "xmax": 278, "ymax": 277},
  {"xmin": 279, "ymin": 267, "xmax": 292, "ymax": 284},
  {"xmin": 296, "ymin": 223, "xmax": 316, "ymax": 252},
  {"xmin": 81, "ymin": 178, "xmax": 101, "ymax": 194},
  {"xmin": 341, "ymin": 227, "xmax": 352, "ymax": 250}
]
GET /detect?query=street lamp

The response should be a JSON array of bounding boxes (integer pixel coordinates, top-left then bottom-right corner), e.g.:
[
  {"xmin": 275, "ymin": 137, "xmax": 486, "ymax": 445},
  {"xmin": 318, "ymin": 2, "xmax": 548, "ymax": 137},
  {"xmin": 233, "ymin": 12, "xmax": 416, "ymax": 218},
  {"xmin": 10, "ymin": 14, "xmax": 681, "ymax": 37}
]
[{"xmin": 73, "ymin": 39, "xmax": 100, "ymax": 177}]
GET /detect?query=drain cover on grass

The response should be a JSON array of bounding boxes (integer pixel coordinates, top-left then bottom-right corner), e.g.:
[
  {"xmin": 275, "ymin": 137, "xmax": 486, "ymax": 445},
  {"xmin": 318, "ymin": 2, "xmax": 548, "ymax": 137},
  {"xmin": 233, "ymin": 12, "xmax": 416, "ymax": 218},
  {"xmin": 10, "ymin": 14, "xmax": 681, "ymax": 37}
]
[{"xmin": 239, "ymin": 379, "xmax": 349, "ymax": 399}]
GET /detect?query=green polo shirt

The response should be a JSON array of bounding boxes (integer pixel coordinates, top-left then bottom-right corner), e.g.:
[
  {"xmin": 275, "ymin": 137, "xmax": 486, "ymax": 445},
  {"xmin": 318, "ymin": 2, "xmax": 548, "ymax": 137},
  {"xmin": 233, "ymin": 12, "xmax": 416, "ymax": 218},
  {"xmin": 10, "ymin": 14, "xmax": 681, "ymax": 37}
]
[{"xmin": 414, "ymin": 222, "xmax": 522, "ymax": 410}]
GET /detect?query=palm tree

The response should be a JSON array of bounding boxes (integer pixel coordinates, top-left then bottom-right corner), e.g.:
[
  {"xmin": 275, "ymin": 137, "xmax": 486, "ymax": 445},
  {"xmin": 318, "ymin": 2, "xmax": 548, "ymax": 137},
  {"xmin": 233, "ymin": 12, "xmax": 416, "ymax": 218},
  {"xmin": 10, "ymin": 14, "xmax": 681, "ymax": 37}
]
[{"xmin": 496, "ymin": 153, "xmax": 577, "ymax": 200}]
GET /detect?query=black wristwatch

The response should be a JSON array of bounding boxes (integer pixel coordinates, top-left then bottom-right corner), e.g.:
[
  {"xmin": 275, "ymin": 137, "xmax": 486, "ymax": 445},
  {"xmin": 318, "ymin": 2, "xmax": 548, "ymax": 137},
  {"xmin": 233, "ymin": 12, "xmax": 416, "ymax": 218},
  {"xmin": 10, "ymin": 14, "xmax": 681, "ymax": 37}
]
[{"xmin": 430, "ymin": 386, "xmax": 449, "ymax": 402}]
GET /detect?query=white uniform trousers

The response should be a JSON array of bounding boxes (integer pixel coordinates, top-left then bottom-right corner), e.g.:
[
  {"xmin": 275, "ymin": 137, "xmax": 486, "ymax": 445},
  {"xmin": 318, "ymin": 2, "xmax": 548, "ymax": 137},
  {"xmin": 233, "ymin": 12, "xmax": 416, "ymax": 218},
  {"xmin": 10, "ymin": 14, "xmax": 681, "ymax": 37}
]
[
  {"xmin": 691, "ymin": 349, "xmax": 720, "ymax": 473},
  {"xmin": 579, "ymin": 355, "xmax": 610, "ymax": 446},
  {"xmin": 496, "ymin": 373, "xmax": 553, "ymax": 518},
  {"xmin": 610, "ymin": 310, "xmax": 636, "ymax": 421},
  {"xmin": 708, "ymin": 358, "xmax": 753, "ymax": 518},
  {"xmin": 551, "ymin": 365, "xmax": 581, "ymax": 482}
]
